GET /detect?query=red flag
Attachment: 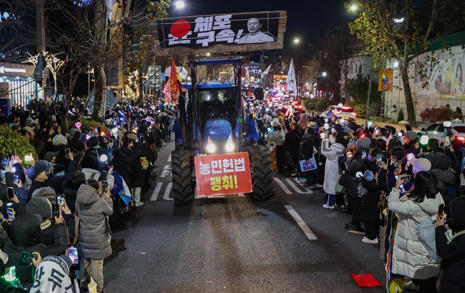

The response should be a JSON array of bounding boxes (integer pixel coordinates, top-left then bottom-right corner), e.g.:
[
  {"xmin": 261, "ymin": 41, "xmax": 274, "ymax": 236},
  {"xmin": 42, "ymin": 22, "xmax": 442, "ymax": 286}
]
[{"xmin": 169, "ymin": 60, "xmax": 181, "ymax": 94}]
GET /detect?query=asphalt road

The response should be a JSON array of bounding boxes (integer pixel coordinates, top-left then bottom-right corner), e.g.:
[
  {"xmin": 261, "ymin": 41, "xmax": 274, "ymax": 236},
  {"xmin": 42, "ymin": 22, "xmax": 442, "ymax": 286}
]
[{"xmin": 103, "ymin": 141, "xmax": 387, "ymax": 293}]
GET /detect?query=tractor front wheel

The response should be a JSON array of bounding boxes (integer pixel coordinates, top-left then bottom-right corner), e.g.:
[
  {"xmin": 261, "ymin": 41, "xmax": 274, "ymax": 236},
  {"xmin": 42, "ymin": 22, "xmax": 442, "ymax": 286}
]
[
  {"xmin": 172, "ymin": 148, "xmax": 194, "ymax": 205},
  {"xmin": 244, "ymin": 146, "xmax": 274, "ymax": 201}
]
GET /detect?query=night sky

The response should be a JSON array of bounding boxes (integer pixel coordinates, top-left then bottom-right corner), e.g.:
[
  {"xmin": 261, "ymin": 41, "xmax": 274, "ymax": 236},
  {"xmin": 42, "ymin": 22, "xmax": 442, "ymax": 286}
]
[{"xmin": 166, "ymin": 0, "xmax": 353, "ymax": 54}]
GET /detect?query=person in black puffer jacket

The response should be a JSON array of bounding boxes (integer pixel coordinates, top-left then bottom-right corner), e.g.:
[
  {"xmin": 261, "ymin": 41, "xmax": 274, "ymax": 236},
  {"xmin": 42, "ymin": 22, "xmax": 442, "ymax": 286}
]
[
  {"xmin": 430, "ymin": 153, "xmax": 456, "ymax": 207},
  {"xmin": 357, "ymin": 168, "xmax": 381, "ymax": 244},
  {"xmin": 3, "ymin": 211, "xmax": 68, "ymax": 290},
  {"xmin": 299, "ymin": 127, "xmax": 320, "ymax": 188},
  {"xmin": 339, "ymin": 137, "xmax": 371, "ymax": 231},
  {"xmin": 283, "ymin": 122, "xmax": 302, "ymax": 175},
  {"xmin": 62, "ymin": 171, "xmax": 86, "ymax": 214}
]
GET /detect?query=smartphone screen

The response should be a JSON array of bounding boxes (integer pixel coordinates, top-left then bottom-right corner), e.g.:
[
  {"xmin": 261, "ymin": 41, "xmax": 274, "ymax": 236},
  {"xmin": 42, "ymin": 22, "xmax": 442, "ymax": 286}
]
[
  {"xmin": 404, "ymin": 175, "xmax": 411, "ymax": 183},
  {"xmin": 102, "ymin": 181, "xmax": 108, "ymax": 192},
  {"xmin": 24, "ymin": 154, "xmax": 33, "ymax": 165},
  {"xmin": 57, "ymin": 195, "xmax": 65, "ymax": 209},
  {"xmin": 377, "ymin": 154, "xmax": 382, "ymax": 163},
  {"xmin": 13, "ymin": 174, "xmax": 20, "ymax": 184},
  {"xmin": 52, "ymin": 204, "xmax": 60, "ymax": 218},
  {"xmin": 438, "ymin": 204, "xmax": 445, "ymax": 217},
  {"xmin": 65, "ymin": 148, "xmax": 71, "ymax": 158},
  {"xmin": 66, "ymin": 246, "xmax": 79, "ymax": 265},
  {"xmin": 3, "ymin": 158, "xmax": 8, "ymax": 167},
  {"xmin": 362, "ymin": 151, "xmax": 367, "ymax": 159},
  {"xmin": 7, "ymin": 208, "xmax": 14, "ymax": 221},
  {"xmin": 21, "ymin": 252, "xmax": 37, "ymax": 263},
  {"xmin": 7, "ymin": 187, "xmax": 14, "ymax": 200}
]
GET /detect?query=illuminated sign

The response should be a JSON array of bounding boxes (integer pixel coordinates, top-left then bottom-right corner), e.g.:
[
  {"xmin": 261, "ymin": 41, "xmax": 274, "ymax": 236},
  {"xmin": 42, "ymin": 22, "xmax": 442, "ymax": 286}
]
[{"xmin": 0, "ymin": 67, "xmax": 26, "ymax": 74}]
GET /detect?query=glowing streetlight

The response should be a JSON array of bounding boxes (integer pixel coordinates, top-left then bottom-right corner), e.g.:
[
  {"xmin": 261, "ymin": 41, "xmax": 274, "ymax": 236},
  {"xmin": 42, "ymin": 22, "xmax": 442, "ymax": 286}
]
[
  {"xmin": 350, "ymin": 5, "xmax": 357, "ymax": 11},
  {"xmin": 175, "ymin": 1, "xmax": 185, "ymax": 9},
  {"xmin": 294, "ymin": 38, "xmax": 300, "ymax": 44},
  {"xmin": 207, "ymin": 53, "xmax": 211, "ymax": 56},
  {"xmin": 322, "ymin": 72, "xmax": 327, "ymax": 77}
]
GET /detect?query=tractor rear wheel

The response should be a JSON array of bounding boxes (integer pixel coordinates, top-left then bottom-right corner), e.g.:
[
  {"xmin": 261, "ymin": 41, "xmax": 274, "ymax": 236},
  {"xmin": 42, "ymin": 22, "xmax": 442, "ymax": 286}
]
[
  {"xmin": 171, "ymin": 148, "xmax": 194, "ymax": 205},
  {"xmin": 244, "ymin": 146, "xmax": 274, "ymax": 201}
]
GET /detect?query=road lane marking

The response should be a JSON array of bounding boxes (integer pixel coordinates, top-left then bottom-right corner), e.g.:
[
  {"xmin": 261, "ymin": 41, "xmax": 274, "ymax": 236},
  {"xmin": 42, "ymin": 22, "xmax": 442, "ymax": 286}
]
[
  {"xmin": 285, "ymin": 205, "xmax": 318, "ymax": 240},
  {"xmin": 168, "ymin": 154, "xmax": 171, "ymax": 162},
  {"xmin": 150, "ymin": 183, "xmax": 163, "ymax": 201},
  {"xmin": 161, "ymin": 165, "xmax": 171, "ymax": 178},
  {"xmin": 273, "ymin": 178, "xmax": 292, "ymax": 194},
  {"xmin": 163, "ymin": 182, "xmax": 173, "ymax": 200},
  {"xmin": 285, "ymin": 179, "xmax": 313, "ymax": 194}
]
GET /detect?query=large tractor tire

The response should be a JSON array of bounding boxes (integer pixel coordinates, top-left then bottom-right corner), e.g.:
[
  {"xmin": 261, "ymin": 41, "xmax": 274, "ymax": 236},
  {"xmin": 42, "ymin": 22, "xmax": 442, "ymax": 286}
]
[
  {"xmin": 244, "ymin": 146, "xmax": 274, "ymax": 201},
  {"xmin": 171, "ymin": 148, "xmax": 194, "ymax": 205}
]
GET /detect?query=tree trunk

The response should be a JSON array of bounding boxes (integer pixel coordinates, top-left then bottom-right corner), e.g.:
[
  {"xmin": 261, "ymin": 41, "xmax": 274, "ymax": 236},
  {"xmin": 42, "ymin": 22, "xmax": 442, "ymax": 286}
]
[
  {"xmin": 138, "ymin": 75, "xmax": 144, "ymax": 105},
  {"xmin": 366, "ymin": 71, "xmax": 372, "ymax": 125},
  {"xmin": 400, "ymin": 64, "xmax": 417, "ymax": 128},
  {"xmin": 92, "ymin": 0, "xmax": 107, "ymax": 121},
  {"xmin": 92, "ymin": 65, "xmax": 106, "ymax": 120}
]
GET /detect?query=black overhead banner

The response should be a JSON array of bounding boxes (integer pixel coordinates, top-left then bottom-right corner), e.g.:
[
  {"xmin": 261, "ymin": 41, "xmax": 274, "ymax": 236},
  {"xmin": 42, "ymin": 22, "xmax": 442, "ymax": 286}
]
[{"xmin": 156, "ymin": 12, "xmax": 280, "ymax": 49}]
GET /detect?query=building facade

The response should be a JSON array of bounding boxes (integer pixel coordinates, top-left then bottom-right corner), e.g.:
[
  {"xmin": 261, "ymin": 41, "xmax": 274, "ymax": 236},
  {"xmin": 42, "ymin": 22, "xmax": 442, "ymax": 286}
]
[{"xmin": 0, "ymin": 62, "xmax": 42, "ymax": 113}]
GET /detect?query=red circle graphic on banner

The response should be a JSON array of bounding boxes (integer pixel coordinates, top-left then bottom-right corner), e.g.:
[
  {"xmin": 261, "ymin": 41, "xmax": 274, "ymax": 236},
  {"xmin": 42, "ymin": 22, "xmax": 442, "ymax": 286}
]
[{"xmin": 170, "ymin": 20, "xmax": 191, "ymax": 38}]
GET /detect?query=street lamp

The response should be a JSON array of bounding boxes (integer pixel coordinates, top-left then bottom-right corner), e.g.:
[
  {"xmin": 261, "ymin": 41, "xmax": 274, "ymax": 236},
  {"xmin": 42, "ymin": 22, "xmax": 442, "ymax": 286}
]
[
  {"xmin": 350, "ymin": 5, "xmax": 357, "ymax": 11},
  {"xmin": 294, "ymin": 38, "xmax": 300, "ymax": 44},
  {"xmin": 175, "ymin": 1, "xmax": 185, "ymax": 8},
  {"xmin": 322, "ymin": 71, "xmax": 327, "ymax": 77}
]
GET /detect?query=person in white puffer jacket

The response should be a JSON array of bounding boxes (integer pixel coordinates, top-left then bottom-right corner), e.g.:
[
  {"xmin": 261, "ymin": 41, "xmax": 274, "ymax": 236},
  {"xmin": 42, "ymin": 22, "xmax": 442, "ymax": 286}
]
[{"xmin": 388, "ymin": 171, "xmax": 444, "ymax": 292}]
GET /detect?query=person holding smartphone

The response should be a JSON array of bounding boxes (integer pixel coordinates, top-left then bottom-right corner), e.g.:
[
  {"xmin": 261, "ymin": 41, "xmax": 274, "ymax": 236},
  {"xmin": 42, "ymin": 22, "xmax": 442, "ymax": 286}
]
[
  {"xmin": 76, "ymin": 179, "xmax": 113, "ymax": 293},
  {"xmin": 435, "ymin": 197, "xmax": 465, "ymax": 292},
  {"xmin": 387, "ymin": 171, "xmax": 444, "ymax": 291}
]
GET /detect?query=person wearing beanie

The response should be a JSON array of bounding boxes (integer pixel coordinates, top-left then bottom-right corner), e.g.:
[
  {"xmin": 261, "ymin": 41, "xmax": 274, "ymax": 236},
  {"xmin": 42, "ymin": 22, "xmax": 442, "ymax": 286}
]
[
  {"xmin": 436, "ymin": 196, "xmax": 465, "ymax": 293},
  {"xmin": 30, "ymin": 254, "xmax": 74, "ymax": 293},
  {"xmin": 403, "ymin": 130, "xmax": 420, "ymax": 157},
  {"xmin": 26, "ymin": 195, "xmax": 70, "ymax": 252},
  {"xmin": 388, "ymin": 171, "xmax": 444, "ymax": 291}
]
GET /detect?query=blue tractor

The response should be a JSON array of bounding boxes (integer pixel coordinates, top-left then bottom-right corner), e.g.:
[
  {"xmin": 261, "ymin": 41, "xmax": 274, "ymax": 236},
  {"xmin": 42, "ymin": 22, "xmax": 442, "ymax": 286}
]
[{"xmin": 171, "ymin": 57, "xmax": 273, "ymax": 205}]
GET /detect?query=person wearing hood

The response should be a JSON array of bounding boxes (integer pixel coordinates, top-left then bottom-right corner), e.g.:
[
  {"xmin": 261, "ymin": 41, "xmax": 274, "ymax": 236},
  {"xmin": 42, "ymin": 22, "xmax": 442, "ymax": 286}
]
[
  {"xmin": 321, "ymin": 131, "xmax": 348, "ymax": 209},
  {"xmin": 77, "ymin": 180, "xmax": 113, "ymax": 293},
  {"xmin": 80, "ymin": 153, "xmax": 115, "ymax": 191},
  {"xmin": 28, "ymin": 189, "xmax": 73, "ymax": 247},
  {"xmin": 430, "ymin": 153, "xmax": 456, "ymax": 204},
  {"xmin": 388, "ymin": 171, "xmax": 444, "ymax": 292},
  {"xmin": 266, "ymin": 119, "xmax": 285, "ymax": 174},
  {"xmin": 435, "ymin": 196, "xmax": 465, "ymax": 293}
]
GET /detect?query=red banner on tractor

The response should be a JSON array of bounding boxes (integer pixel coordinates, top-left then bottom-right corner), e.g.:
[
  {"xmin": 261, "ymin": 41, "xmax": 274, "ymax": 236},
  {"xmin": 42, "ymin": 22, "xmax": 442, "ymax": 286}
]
[{"xmin": 194, "ymin": 152, "xmax": 252, "ymax": 197}]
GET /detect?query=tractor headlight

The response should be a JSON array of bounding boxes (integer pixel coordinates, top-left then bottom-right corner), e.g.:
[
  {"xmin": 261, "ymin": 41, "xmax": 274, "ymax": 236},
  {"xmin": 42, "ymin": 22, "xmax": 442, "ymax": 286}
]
[
  {"xmin": 207, "ymin": 137, "xmax": 216, "ymax": 153},
  {"xmin": 207, "ymin": 143, "xmax": 216, "ymax": 153},
  {"xmin": 226, "ymin": 135, "xmax": 234, "ymax": 152}
]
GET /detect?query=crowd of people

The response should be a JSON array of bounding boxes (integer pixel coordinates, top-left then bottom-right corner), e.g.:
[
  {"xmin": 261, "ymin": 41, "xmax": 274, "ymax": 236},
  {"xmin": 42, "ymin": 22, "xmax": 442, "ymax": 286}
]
[
  {"xmin": 250, "ymin": 97, "xmax": 465, "ymax": 293},
  {"xmin": 0, "ymin": 97, "xmax": 174, "ymax": 293}
]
